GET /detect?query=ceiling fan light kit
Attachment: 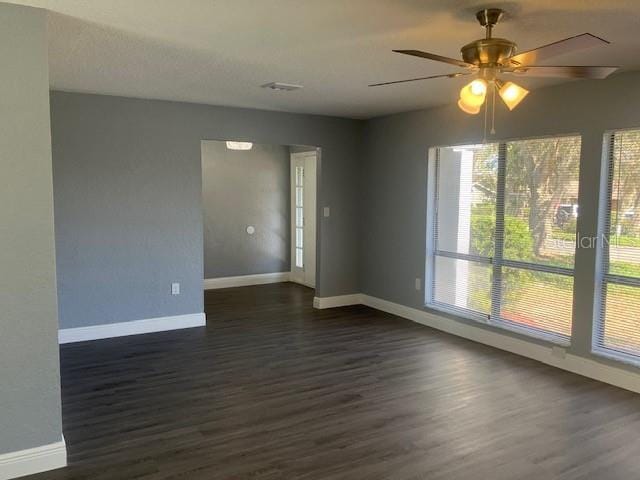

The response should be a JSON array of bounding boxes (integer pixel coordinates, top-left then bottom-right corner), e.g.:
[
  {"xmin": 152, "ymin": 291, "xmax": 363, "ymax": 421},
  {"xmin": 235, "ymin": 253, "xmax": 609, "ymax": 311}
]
[
  {"xmin": 458, "ymin": 79, "xmax": 487, "ymax": 114},
  {"xmin": 497, "ymin": 81, "xmax": 529, "ymax": 111},
  {"xmin": 371, "ymin": 7, "xmax": 618, "ymax": 133}
]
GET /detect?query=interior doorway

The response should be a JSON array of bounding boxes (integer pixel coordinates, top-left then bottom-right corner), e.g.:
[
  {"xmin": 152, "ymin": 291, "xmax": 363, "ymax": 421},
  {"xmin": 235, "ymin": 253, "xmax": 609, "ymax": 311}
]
[
  {"xmin": 290, "ymin": 150, "xmax": 317, "ymax": 288},
  {"xmin": 200, "ymin": 141, "xmax": 319, "ymax": 293}
]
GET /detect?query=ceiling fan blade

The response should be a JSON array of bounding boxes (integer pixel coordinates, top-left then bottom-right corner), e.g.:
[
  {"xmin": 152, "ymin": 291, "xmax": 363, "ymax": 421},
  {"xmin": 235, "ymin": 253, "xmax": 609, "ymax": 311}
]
[
  {"xmin": 369, "ymin": 72, "xmax": 470, "ymax": 87},
  {"xmin": 508, "ymin": 33, "xmax": 609, "ymax": 66},
  {"xmin": 504, "ymin": 65, "xmax": 618, "ymax": 79},
  {"xmin": 393, "ymin": 50, "xmax": 475, "ymax": 69}
]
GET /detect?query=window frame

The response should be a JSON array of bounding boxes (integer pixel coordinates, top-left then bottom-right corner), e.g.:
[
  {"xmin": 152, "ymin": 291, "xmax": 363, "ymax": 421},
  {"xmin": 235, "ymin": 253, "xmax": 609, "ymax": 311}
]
[
  {"xmin": 426, "ymin": 135, "xmax": 580, "ymax": 345},
  {"xmin": 426, "ymin": 146, "xmax": 494, "ymax": 324},
  {"xmin": 593, "ymin": 129, "xmax": 640, "ymax": 365}
]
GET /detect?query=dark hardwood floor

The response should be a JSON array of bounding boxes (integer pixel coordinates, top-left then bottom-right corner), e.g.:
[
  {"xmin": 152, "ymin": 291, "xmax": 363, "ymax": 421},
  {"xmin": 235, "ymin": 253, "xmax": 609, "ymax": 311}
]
[{"xmin": 27, "ymin": 282, "xmax": 640, "ymax": 479}]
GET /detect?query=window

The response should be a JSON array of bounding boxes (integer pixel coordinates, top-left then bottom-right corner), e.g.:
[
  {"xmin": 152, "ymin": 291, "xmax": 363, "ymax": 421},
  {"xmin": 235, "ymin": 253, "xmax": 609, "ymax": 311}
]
[
  {"xmin": 294, "ymin": 165, "xmax": 304, "ymax": 268},
  {"xmin": 595, "ymin": 130, "xmax": 640, "ymax": 361},
  {"xmin": 427, "ymin": 135, "xmax": 581, "ymax": 344},
  {"xmin": 429, "ymin": 143, "xmax": 497, "ymax": 321}
]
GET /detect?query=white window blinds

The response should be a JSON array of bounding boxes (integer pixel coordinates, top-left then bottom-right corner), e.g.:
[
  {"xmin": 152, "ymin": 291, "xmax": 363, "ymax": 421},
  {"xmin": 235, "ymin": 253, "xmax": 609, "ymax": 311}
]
[
  {"xmin": 428, "ymin": 136, "xmax": 582, "ymax": 344},
  {"xmin": 430, "ymin": 143, "xmax": 497, "ymax": 321},
  {"xmin": 595, "ymin": 130, "xmax": 640, "ymax": 361}
]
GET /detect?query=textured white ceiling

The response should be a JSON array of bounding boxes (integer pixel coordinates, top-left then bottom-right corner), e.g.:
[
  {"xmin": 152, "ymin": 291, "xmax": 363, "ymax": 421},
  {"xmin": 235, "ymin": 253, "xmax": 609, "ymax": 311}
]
[{"xmin": 8, "ymin": 0, "xmax": 640, "ymax": 118}]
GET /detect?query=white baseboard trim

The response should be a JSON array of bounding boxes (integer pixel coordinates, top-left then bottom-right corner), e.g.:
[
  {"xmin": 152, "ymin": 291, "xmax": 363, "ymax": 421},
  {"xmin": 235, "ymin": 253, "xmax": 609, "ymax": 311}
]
[
  {"xmin": 0, "ymin": 436, "xmax": 66, "ymax": 480},
  {"xmin": 360, "ymin": 294, "xmax": 640, "ymax": 395},
  {"xmin": 313, "ymin": 294, "xmax": 363, "ymax": 309},
  {"xmin": 314, "ymin": 293, "xmax": 640, "ymax": 394},
  {"xmin": 204, "ymin": 272, "xmax": 290, "ymax": 290},
  {"xmin": 59, "ymin": 313, "xmax": 206, "ymax": 344},
  {"xmin": 291, "ymin": 279, "xmax": 316, "ymax": 289}
]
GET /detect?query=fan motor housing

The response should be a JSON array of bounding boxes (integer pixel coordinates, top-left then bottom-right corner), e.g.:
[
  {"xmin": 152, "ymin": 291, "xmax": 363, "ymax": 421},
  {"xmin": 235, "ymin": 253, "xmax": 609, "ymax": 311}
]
[{"xmin": 461, "ymin": 38, "xmax": 517, "ymax": 67}]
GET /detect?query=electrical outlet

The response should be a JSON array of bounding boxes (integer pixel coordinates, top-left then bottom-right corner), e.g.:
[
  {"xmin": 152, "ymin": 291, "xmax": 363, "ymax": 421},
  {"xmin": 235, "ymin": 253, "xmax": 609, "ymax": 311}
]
[
  {"xmin": 171, "ymin": 282, "xmax": 180, "ymax": 295},
  {"xmin": 323, "ymin": 206, "xmax": 330, "ymax": 218},
  {"xmin": 415, "ymin": 278, "xmax": 421, "ymax": 291}
]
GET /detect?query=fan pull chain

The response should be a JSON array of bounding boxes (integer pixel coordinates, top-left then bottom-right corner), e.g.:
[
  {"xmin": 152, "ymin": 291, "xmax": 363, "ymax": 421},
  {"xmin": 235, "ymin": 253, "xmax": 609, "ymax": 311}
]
[
  {"xmin": 491, "ymin": 82, "xmax": 497, "ymax": 135},
  {"xmin": 483, "ymin": 89, "xmax": 489, "ymax": 143}
]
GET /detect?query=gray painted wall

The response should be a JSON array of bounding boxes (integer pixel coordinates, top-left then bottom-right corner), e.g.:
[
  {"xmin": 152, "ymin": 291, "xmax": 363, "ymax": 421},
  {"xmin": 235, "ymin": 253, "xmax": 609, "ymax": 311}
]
[
  {"xmin": 360, "ymin": 70, "xmax": 640, "ymax": 369},
  {"xmin": 51, "ymin": 91, "xmax": 362, "ymax": 329},
  {"xmin": 0, "ymin": 4, "xmax": 62, "ymax": 454},
  {"xmin": 202, "ymin": 140, "xmax": 290, "ymax": 278}
]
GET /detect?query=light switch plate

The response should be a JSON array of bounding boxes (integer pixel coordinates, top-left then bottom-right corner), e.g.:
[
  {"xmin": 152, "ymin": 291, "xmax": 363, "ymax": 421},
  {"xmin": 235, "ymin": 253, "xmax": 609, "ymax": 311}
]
[
  {"xmin": 323, "ymin": 206, "xmax": 330, "ymax": 217},
  {"xmin": 415, "ymin": 278, "xmax": 421, "ymax": 291},
  {"xmin": 171, "ymin": 282, "xmax": 180, "ymax": 295}
]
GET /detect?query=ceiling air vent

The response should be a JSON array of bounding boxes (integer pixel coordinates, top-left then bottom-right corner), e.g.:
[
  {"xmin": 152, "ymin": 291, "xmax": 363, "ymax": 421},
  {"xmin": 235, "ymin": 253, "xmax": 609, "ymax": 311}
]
[{"xmin": 261, "ymin": 82, "xmax": 303, "ymax": 91}]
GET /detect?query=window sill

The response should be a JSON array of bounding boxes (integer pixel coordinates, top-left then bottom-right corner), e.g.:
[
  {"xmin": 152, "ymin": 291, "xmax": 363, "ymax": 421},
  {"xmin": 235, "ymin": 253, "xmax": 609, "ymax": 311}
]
[
  {"xmin": 592, "ymin": 346, "xmax": 640, "ymax": 369},
  {"xmin": 425, "ymin": 302, "xmax": 570, "ymax": 347}
]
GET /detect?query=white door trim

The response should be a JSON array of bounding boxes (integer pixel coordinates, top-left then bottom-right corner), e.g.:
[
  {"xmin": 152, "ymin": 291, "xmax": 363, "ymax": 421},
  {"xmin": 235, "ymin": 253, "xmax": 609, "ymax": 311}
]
[{"xmin": 290, "ymin": 151, "xmax": 317, "ymax": 288}]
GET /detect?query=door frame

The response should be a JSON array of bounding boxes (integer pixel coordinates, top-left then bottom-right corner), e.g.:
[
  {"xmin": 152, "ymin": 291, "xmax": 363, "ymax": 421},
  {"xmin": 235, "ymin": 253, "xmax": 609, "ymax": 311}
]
[{"xmin": 290, "ymin": 151, "xmax": 317, "ymax": 288}]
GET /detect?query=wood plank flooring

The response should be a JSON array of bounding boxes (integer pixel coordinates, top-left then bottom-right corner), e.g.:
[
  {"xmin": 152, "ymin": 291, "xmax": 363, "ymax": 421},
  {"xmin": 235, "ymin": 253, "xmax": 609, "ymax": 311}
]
[{"xmin": 26, "ymin": 282, "xmax": 640, "ymax": 479}]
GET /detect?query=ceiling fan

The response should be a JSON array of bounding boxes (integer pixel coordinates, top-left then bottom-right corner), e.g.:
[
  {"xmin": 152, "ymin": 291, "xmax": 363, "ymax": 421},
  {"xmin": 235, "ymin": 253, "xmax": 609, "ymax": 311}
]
[{"xmin": 370, "ymin": 8, "xmax": 619, "ymax": 115}]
